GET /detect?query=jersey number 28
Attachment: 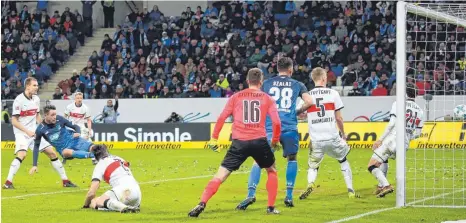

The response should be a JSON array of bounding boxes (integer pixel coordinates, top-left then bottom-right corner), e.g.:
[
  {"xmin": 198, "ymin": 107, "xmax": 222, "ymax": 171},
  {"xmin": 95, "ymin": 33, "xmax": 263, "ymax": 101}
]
[{"xmin": 269, "ymin": 87, "xmax": 292, "ymax": 109}]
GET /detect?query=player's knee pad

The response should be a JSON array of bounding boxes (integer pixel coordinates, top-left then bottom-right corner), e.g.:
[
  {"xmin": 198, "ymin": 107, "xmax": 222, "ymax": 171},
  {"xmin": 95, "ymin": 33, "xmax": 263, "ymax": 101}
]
[
  {"xmin": 368, "ymin": 165, "xmax": 377, "ymax": 173},
  {"xmin": 287, "ymin": 154, "xmax": 297, "ymax": 161},
  {"xmin": 338, "ymin": 156, "xmax": 347, "ymax": 163}
]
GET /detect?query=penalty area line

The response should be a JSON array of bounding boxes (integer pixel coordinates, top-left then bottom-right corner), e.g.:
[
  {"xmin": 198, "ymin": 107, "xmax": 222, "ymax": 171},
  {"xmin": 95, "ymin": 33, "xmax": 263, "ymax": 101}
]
[
  {"xmin": 2, "ymin": 171, "xmax": 249, "ymax": 200},
  {"xmin": 327, "ymin": 188, "xmax": 466, "ymax": 223}
]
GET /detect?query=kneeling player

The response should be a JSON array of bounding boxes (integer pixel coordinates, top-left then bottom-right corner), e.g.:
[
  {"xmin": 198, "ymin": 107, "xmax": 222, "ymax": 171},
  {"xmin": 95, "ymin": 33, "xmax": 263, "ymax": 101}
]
[
  {"xmin": 297, "ymin": 68, "xmax": 356, "ymax": 199},
  {"xmin": 368, "ymin": 83, "xmax": 424, "ymax": 198},
  {"xmin": 82, "ymin": 145, "xmax": 141, "ymax": 213},
  {"xmin": 29, "ymin": 105, "xmax": 97, "ymax": 174},
  {"xmin": 188, "ymin": 68, "xmax": 282, "ymax": 217}
]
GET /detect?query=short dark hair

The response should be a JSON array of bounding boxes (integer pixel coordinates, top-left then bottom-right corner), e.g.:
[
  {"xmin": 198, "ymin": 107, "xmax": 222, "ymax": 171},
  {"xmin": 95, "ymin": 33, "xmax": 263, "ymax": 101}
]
[
  {"xmin": 44, "ymin": 105, "xmax": 56, "ymax": 114},
  {"xmin": 25, "ymin": 77, "xmax": 37, "ymax": 87},
  {"xmin": 406, "ymin": 83, "xmax": 417, "ymax": 98},
  {"xmin": 247, "ymin": 68, "xmax": 263, "ymax": 86},
  {"xmin": 277, "ymin": 57, "xmax": 293, "ymax": 72},
  {"xmin": 92, "ymin": 144, "xmax": 109, "ymax": 161}
]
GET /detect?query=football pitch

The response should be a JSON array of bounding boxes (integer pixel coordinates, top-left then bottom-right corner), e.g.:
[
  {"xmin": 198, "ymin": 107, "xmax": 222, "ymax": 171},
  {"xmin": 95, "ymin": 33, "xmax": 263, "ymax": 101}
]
[{"xmin": 2, "ymin": 148, "xmax": 466, "ymax": 223}]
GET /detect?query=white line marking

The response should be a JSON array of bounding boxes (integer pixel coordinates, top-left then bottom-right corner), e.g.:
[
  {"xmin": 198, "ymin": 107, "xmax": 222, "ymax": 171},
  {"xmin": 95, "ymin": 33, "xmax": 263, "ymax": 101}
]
[
  {"xmin": 2, "ymin": 171, "xmax": 249, "ymax": 200},
  {"xmin": 328, "ymin": 188, "xmax": 466, "ymax": 223}
]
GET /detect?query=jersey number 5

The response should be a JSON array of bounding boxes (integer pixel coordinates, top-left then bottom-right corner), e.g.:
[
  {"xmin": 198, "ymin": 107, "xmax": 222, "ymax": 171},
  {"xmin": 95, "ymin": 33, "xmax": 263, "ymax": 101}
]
[
  {"xmin": 316, "ymin": 98, "xmax": 326, "ymax": 117},
  {"xmin": 243, "ymin": 100, "xmax": 260, "ymax": 124}
]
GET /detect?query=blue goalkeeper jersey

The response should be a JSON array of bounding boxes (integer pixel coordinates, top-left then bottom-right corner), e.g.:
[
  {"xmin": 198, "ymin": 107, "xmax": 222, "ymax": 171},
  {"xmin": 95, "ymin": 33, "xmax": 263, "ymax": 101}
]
[
  {"xmin": 262, "ymin": 75, "xmax": 308, "ymax": 132},
  {"xmin": 33, "ymin": 115, "xmax": 81, "ymax": 154}
]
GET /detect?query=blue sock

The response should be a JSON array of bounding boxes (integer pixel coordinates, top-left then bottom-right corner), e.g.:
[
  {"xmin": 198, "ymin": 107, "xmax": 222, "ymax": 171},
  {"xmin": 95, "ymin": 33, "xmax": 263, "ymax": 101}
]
[
  {"xmin": 286, "ymin": 160, "xmax": 298, "ymax": 199},
  {"xmin": 72, "ymin": 150, "xmax": 94, "ymax": 159},
  {"xmin": 247, "ymin": 163, "xmax": 261, "ymax": 198}
]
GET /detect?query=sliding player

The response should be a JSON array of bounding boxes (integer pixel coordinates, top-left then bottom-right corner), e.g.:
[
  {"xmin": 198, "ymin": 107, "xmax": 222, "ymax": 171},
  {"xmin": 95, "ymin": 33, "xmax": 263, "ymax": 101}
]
[
  {"xmin": 4, "ymin": 77, "xmax": 76, "ymax": 189},
  {"xmin": 237, "ymin": 57, "xmax": 314, "ymax": 209},
  {"xmin": 82, "ymin": 145, "xmax": 141, "ymax": 213},
  {"xmin": 188, "ymin": 68, "xmax": 282, "ymax": 217},
  {"xmin": 297, "ymin": 67, "xmax": 357, "ymax": 199},
  {"xmin": 29, "ymin": 105, "xmax": 97, "ymax": 175},
  {"xmin": 368, "ymin": 83, "xmax": 424, "ymax": 197}
]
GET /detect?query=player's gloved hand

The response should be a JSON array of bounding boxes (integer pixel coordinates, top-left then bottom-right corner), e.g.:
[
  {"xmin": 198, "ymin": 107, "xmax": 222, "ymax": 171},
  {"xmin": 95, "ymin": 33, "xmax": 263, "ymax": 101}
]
[
  {"xmin": 207, "ymin": 138, "xmax": 220, "ymax": 152},
  {"xmin": 271, "ymin": 141, "xmax": 283, "ymax": 152},
  {"xmin": 73, "ymin": 133, "xmax": 81, "ymax": 138},
  {"xmin": 373, "ymin": 140, "xmax": 382, "ymax": 150},
  {"xmin": 29, "ymin": 166, "xmax": 38, "ymax": 175}
]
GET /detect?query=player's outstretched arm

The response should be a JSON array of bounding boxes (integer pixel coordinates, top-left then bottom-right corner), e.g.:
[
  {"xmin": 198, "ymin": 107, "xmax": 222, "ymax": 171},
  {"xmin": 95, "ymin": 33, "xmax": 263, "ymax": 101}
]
[
  {"xmin": 211, "ymin": 96, "xmax": 235, "ymax": 140},
  {"xmin": 30, "ymin": 128, "xmax": 44, "ymax": 174},
  {"xmin": 83, "ymin": 180, "xmax": 100, "ymax": 208},
  {"xmin": 60, "ymin": 115, "xmax": 81, "ymax": 134}
]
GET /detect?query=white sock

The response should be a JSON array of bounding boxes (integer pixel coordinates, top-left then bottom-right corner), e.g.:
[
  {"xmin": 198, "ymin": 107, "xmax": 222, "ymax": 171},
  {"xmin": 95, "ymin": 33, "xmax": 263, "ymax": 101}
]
[
  {"xmin": 51, "ymin": 159, "xmax": 68, "ymax": 180},
  {"xmin": 106, "ymin": 199, "xmax": 128, "ymax": 212},
  {"xmin": 7, "ymin": 158, "xmax": 22, "ymax": 182},
  {"xmin": 378, "ymin": 162, "xmax": 389, "ymax": 187},
  {"xmin": 307, "ymin": 168, "xmax": 318, "ymax": 185},
  {"xmin": 371, "ymin": 168, "xmax": 390, "ymax": 187},
  {"xmin": 340, "ymin": 160, "xmax": 354, "ymax": 192}
]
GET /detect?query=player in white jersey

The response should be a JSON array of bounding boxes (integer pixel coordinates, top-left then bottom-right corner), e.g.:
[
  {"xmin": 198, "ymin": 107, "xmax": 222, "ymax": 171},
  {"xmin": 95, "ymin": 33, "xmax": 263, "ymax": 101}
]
[
  {"xmin": 296, "ymin": 68, "xmax": 356, "ymax": 199},
  {"xmin": 3, "ymin": 77, "xmax": 76, "ymax": 189},
  {"xmin": 83, "ymin": 145, "xmax": 141, "ymax": 213},
  {"xmin": 64, "ymin": 92, "xmax": 92, "ymax": 140},
  {"xmin": 368, "ymin": 83, "xmax": 424, "ymax": 198}
]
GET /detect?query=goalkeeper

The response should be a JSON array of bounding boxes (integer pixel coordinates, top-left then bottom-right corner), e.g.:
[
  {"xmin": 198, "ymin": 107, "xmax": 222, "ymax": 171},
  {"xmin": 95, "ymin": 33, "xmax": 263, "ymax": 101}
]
[
  {"xmin": 367, "ymin": 83, "xmax": 424, "ymax": 198},
  {"xmin": 188, "ymin": 68, "xmax": 282, "ymax": 217}
]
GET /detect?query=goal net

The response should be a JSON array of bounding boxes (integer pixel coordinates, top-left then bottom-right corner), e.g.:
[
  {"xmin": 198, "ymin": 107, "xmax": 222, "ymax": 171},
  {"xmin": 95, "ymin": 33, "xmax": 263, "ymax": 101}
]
[{"xmin": 396, "ymin": 1, "xmax": 466, "ymax": 207}]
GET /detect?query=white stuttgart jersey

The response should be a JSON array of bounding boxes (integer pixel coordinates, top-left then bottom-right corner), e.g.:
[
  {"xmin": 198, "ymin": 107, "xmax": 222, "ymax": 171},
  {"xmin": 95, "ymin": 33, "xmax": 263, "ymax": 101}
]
[
  {"xmin": 64, "ymin": 103, "xmax": 90, "ymax": 126},
  {"xmin": 92, "ymin": 156, "xmax": 137, "ymax": 188},
  {"xmin": 387, "ymin": 100, "xmax": 424, "ymax": 145},
  {"xmin": 306, "ymin": 87, "xmax": 344, "ymax": 141},
  {"xmin": 12, "ymin": 93, "xmax": 40, "ymax": 135}
]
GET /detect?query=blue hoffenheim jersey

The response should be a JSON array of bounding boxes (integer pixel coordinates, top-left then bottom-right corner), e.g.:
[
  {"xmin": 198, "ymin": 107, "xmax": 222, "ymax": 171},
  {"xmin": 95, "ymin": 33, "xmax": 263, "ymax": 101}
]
[
  {"xmin": 262, "ymin": 75, "xmax": 308, "ymax": 132},
  {"xmin": 34, "ymin": 115, "xmax": 81, "ymax": 151}
]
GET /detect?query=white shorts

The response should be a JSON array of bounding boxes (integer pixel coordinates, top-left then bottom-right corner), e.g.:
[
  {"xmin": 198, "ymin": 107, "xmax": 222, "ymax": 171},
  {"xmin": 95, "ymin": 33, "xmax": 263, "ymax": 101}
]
[
  {"xmin": 371, "ymin": 135, "xmax": 409, "ymax": 163},
  {"xmin": 104, "ymin": 183, "xmax": 141, "ymax": 207},
  {"xmin": 14, "ymin": 134, "xmax": 52, "ymax": 154},
  {"xmin": 308, "ymin": 137, "xmax": 350, "ymax": 169}
]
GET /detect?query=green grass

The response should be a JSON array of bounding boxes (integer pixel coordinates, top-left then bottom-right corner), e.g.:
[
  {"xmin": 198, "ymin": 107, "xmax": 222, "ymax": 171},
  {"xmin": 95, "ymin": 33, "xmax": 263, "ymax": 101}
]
[{"xmin": 2, "ymin": 148, "xmax": 466, "ymax": 223}]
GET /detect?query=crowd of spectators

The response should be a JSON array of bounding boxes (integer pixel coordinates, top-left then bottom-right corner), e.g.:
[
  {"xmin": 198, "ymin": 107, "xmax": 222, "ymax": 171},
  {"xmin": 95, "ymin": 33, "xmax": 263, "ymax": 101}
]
[
  {"xmin": 1, "ymin": 1, "xmax": 90, "ymax": 99},
  {"xmin": 51, "ymin": 0, "xmax": 466, "ymax": 99}
]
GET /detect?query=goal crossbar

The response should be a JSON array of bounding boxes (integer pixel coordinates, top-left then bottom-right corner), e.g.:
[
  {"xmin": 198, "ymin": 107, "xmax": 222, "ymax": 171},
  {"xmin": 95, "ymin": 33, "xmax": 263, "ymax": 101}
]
[{"xmin": 406, "ymin": 2, "xmax": 466, "ymax": 27}]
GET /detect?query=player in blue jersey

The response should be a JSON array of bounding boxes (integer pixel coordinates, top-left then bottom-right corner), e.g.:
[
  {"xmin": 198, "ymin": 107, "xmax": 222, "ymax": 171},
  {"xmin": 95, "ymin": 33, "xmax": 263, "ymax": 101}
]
[
  {"xmin": 237, "ymin": 57, "xmax": 314, "ymax": 209},
  {"xmin": 29, "ymin": 105, "xmax": 97, "ymax": 174}
]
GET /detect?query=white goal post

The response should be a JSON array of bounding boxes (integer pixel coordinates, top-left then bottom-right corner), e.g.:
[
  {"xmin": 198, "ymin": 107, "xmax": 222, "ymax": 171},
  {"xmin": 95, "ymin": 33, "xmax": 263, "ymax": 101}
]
[{"xmin": 396, "ymin": 1, "xmax": 466, "ymax": 208}]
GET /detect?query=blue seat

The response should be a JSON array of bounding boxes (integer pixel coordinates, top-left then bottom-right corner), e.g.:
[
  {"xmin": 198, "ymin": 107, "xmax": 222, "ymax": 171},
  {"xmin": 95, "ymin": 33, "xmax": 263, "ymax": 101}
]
[
  {"xmin": 7, "ymin": 63, "xmax": 17, "ymax": 76},
  {"xmin": 332, "ymin": 64, "xmax": 344, "ymax": 77},
  {"xmin": 40, "ymin": 64, "xmax": 52, "ymax": 77}
]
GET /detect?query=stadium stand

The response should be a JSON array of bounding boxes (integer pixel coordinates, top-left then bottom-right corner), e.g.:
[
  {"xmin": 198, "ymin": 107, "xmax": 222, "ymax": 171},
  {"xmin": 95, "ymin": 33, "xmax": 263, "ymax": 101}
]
[
  {"xmin": 1, "ymin": 1, "xmax": 90, "ymax": 99},
  {"xmin": 15, "ymin": 1, "xmax": 465, "ymax": 99}
]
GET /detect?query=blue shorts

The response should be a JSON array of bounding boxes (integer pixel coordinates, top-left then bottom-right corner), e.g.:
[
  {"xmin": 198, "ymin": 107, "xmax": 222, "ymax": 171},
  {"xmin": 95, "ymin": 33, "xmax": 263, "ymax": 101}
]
[
  {"xmin": 267, "ymin": 130, "xmax": 299, "ymax": 158},
  {"xmin": 58, "ymin": 137, "xmax": 93, "ymax": 156}
]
